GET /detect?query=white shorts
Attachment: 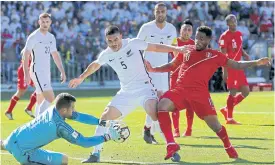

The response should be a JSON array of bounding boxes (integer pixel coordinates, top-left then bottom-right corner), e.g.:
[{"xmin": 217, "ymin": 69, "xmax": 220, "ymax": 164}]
[
  {"xmin": 30, "ymin": 71, "xmax": 52, "ymax": 94},
  {"xmin": 107, "ymin": 85, "xmax": 158, "ymax": 117},
  {"xmin": 148, "ymin": 72, "xmax": 169, "ymax": 92}
]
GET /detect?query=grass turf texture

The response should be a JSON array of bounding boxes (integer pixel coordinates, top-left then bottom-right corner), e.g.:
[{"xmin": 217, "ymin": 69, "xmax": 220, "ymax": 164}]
[{"xmin": 1, "ymin": 91, "xmax": 274, "ymax": 165}]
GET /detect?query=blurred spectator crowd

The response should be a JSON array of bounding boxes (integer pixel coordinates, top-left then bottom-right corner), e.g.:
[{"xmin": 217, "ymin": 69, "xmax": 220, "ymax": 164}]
[
  {"xmin": 1, "ymin": 1, "xmax": 274, "ymax": 91},
  {"xmin": 1, "ymin": 1, "xmax": 274, "ymax": 63}
]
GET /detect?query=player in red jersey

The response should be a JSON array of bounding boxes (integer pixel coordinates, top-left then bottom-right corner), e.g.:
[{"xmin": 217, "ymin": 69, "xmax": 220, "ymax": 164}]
[
  {"xmin": 219, "ymin": 14, "xmax": 251, "ymax": 124},
  {"xmin": 5, "ymin": 49, "xmax": 36, "ymax": 120},
  {"xmin": 170, "ymin": 19, "xmax": 195, "ymax": 138},
  {"xmin": 145, "ymin": 26, "xmax": 270, "ymax": 161}
]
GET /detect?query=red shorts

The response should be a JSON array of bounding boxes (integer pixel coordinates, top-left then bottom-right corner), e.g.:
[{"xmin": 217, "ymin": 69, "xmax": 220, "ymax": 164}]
[
  {"xmin": 17, "ymin": 65, "xmax": 34, "ymax": 90},
  {"xmin": 160, "ymin": 88, "xmax": 217, "ymax": 120},
  {"xmin": 227, "ymin": 70, "xmax": 248, "ymax": 90}
]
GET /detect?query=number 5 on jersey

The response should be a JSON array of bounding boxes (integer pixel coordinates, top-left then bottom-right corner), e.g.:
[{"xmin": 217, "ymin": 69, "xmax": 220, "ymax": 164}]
[{"xmin": 120, "ymin": 61, "xmax": 127, "ymax": 69}]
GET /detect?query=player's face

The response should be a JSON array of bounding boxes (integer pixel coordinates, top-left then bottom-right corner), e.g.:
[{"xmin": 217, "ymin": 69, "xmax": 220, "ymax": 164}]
[
  {"xmin": 38, "ymin": 17, "xmax": 52, "ymax": 31},
  {"xmin": 195, "ymin": 31, "xmax": 211, "ymax": 51},
  {"xmin": 227, "ymin": 17, "xmax": 237, "ymax": 31},
  {"xmin": 64, "ymin": 102, "xmax": 75, "ymax": 118},
  {"xmin": 106, "ymin": 33, "xmax": 122, "ymax": 52},
  {"xmin": 180, "ymin": 24, "xmax": 193, "ymax": 40},
  {"xmin": 154, "ymin": 6, "xmax": 167, "ymax": 23}
]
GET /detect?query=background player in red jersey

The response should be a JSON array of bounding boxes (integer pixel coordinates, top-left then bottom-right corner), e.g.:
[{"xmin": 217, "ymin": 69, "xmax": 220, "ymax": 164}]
[
  {"xmin": 170, "ymin": 19, "xmax": 195, "ymax": 138},
  {"xmin": 145, "ymin": 26, "xmax": 270, "ymax": 161},
  {"xmin": 219, "ymin": 14, "xmax": 251, "ymax": 125},
  {"xmin": 5, "ymin": 49, "xmax": 36, "ymax": 120}
]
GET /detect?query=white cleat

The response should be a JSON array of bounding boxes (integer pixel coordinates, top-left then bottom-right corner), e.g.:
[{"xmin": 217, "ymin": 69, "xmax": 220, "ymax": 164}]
[
  {"xmin": 5, "ymin": 112, "xmax": 13, "ymax": 120},
  {"xmin": 25, "ymin": 109, "xmax": 35, "ymax": 118}
]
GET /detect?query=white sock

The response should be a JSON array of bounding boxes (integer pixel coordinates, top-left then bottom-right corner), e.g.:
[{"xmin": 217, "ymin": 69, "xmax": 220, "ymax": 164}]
[
  {"xmin": 92, "ymin": 125, "xmax": 107, "ymax": 154},
  {"xmin": 35, "ymin": 103, "xmax": 40, "ymax": 117},
  {"xmin": 145, "ymin": 115, "xmax": 153, "ymax": 128},
  {"xmin": 38, "ymin": 99, "xmax": 51, "ymax": 115},
  {"xmin": 152, "ymin": 120, "xmax": 165, "ymax": 141}
]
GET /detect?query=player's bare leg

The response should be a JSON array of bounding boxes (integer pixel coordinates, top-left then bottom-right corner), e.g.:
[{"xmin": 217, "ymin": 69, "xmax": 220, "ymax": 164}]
[
  {"xmin": 35, "ymin": 90, "xmax": 55, "ymax": 117},
  {"xmin": 5, "ymin": 88, "xmax": 27, "ymax": 120},
  {"xmin": 82, "ymin": 106, "xmax": 122, "ymax": 163},
  {"xmin": 157, "ymin": 98, "xmax": 180, "ymax": 161},
  {"xmin": 144, "ymin": 99, "xmax": 160, "ymax": 144},
  {"xmin": 143, "ymin": 91, "xmax": 163, "ymax": 144},
  {"xmin": 204, "ymin": 115, "xmax": 238, "ymax": 158}
]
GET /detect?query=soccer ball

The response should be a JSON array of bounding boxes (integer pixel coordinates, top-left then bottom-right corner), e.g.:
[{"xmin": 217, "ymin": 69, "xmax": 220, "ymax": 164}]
[{"xmin": 112, "ymin": 122, "xmax": 130, "ymax": 143}]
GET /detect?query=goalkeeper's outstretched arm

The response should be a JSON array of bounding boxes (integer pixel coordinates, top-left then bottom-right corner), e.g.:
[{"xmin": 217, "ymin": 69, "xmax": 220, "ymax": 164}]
[{"xmin": 57, "ymin": 123, "xmax": 118, "ymax": 148}]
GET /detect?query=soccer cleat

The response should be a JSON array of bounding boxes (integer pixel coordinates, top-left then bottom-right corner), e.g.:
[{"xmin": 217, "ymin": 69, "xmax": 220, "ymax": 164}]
[
  {"xmin": 220, "ymin": 107, "xmax": 228, "ymax": 121},
  {"xmin": 182, "ymin": 129, "xmax": 192, "ymax": 137},
  {"xmin": 143, "ymin": 129, "xmax": 152, "ymax": 144},
  {"xmin": 151, "ymin": 135, "xmax": 158, "ymax": 145},
  {"xmin": 25, "ymin": 109, "xmax": 35, "ymax": 118},
  {"xmin": 171, "ymin": 152, "xmax": 181, "ymax": 162},
  {"xmin": 173, "ymin": 130, "xmax": 180, "ymax": 138},
  {"xmin": 226, "ymin": 119, "xmax": 241, "ymax": 125},
  {"xmin": 225, "ymin": 146, "xmax": 238, "ymax": 159},
  {"xmin": 81, "ymin": 152, "xmax": 100, "ymax": 163},
  {"xmin": 5, "ymin": 112, "xmax": 13, "ymax": 120},
  {"xmin": 164, "ymin": 143, "xmax": 180, "ymax": 160}
]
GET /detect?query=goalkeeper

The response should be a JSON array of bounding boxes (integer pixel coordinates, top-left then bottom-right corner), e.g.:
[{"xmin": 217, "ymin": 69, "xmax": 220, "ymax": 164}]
[{"xmin": 0, "ymin": 93, "xmax": 122, "ymax": 165}]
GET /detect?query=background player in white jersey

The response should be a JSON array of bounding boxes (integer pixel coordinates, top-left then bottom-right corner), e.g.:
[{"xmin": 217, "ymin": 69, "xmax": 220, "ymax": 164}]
[
  {"xmin": 137, "ymin": 3, "xmax": 177, "ymax": 144},
  {"xmin": 68, "ymin": 26, "xmax": 187, "ymax": 163},
  {"xmin": 23, "ymin": 13, "xmax": 66, "ymax": 117}
]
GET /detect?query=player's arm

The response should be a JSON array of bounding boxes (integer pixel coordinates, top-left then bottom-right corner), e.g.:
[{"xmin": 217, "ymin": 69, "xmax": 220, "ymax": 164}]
[
  {"xmin": 57, "ymin": 123, "xmax": 121, "ymax": 148},
  {"xmin": 242, "ymin": 49, "xmax": 250, "ymax": 61},
  {"xmin": 220, "ymin": 47, "xmax": 228, "ymax": 82},
  {"xmin": 51, "ymin": 37, "xmax": 66, "ymax": 83},
  {"xmin": 145, "ymin": 43, "xmax": 188, "ymax": 54},
  {"xmin": 68, "ymin": 61, "xmax": 101, "ymax": 88},
  {"xmin": 226, "ymin": 57, "xmax": 270, "ymax": 69},
  {"xmin": 22, "ymin": 49, "xmax": 32, "ymax": 84},
  {"xmin": 145, "ymin": 56, "xmax": 181, "ymax": 73},
  {"xmin": 68, "ymin": 111, "xmax": 111, "ymax": 126}
]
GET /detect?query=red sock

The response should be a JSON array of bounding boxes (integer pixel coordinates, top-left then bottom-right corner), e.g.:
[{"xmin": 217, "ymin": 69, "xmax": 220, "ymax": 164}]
[
  {"xmin": 234, "ymin": 94, "xmax": 245, "ymax": 106},
  {"xmin": 216, "ymin": 126, "xmax": 231, "ymax": 148},
  {"xmin": 172, "ymin": 109, "xmax": 180, "ymax": 131},
  {"xmin": 6, "ymin": 96, "xmax": 19, "ymax": 113},
  {"xmin": 158, "ymin": 111, "xmax": 175, "ymax": 144},
  {"xmin": 26, "ymin": 92, "xmax": 37, "ymax": 111},
  {"xmin": 186, "ymin": 109, "xmax": 194, "ymax": 130},
  {"xmin": 227, "ymin": 95, "xmax": 235, "ymax": 119}
]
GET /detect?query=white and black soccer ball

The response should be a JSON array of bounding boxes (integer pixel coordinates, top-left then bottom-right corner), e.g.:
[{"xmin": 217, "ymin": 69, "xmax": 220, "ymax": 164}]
[{"xmin": 111, "ymin": 122, "xmax": 130, "ymax": 143}]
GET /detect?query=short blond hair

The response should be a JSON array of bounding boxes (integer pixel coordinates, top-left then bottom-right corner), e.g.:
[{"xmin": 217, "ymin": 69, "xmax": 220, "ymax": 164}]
[{"xmin": 39, "ymin": 13, "xmax": 51, "ymax": 19}]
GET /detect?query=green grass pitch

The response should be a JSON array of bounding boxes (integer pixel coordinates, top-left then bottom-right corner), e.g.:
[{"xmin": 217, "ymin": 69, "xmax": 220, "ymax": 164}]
[{"xmin": 1, "ymin": 91, "xmax": 274, "ymax": 164}]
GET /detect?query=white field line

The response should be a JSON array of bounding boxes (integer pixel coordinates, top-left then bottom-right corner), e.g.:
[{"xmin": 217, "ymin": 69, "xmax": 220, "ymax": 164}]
[{"xmin": 0, "ymin": 151, "xmax": 168, "ymax": 165}]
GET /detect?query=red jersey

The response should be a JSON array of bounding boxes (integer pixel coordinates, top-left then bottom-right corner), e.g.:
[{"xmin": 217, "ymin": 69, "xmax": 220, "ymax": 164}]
[
  {"xmin": 175, "ymin": 45, "xmax": 228, "ymax": 91},
  {"xmin": 219, "ymin": 30, "xmax": 243, "ymax": 61},
  {"xmin": 170, "ymin": 38, "xmax": 195, "ymax": 79}
]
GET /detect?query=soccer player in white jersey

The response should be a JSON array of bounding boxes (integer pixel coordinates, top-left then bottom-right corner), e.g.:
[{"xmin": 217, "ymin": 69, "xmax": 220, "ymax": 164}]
[
  {"xmin": 23, "ymin": 13, "xmax": 66, "ymax": 117},
  {"xmin": 68, "ymin": 25, "xmax": 187, "ymax": 163},
  {"xmin": 137, "ymin": 3, "xmax": 177, "ymax": 144}
]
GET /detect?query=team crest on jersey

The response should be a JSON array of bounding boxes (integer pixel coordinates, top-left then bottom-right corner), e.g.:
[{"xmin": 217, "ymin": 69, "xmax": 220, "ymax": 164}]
[
  {"xmin": 206, "ymin": 52, "xmax": 212, "ymax": 58},
  {"xmin": 126, "ymin": 49, "xmax": 133, "ymax": 57}
]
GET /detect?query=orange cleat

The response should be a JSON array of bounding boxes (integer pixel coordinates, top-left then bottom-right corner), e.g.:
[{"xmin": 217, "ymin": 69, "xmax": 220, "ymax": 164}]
[
  {"xmin": 226, "ymin": 119, "xmax": 241, "ymax": 125},
  {"xmin": 220, "ymin": 107, "xmax": 228, "ymax": 121}
]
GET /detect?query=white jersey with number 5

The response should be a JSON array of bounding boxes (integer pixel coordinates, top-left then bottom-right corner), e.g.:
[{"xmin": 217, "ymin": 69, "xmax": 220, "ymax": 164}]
[
  {"xmin": 95, "ymin": 38, "xmax": 154, "ymax": 91},
  {"xmin": 137, "ymin": 20, "xmax": 177, "ymax": 91},
  {"xmin": 25, "ymin": 29, "xmax": 57, "ymax": 73}
]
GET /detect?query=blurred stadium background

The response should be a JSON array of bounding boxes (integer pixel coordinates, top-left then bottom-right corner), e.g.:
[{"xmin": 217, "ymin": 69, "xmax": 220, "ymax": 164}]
[{"xmin": 1, "ymin": 1, "xmax": 274, "ymax": 93}]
